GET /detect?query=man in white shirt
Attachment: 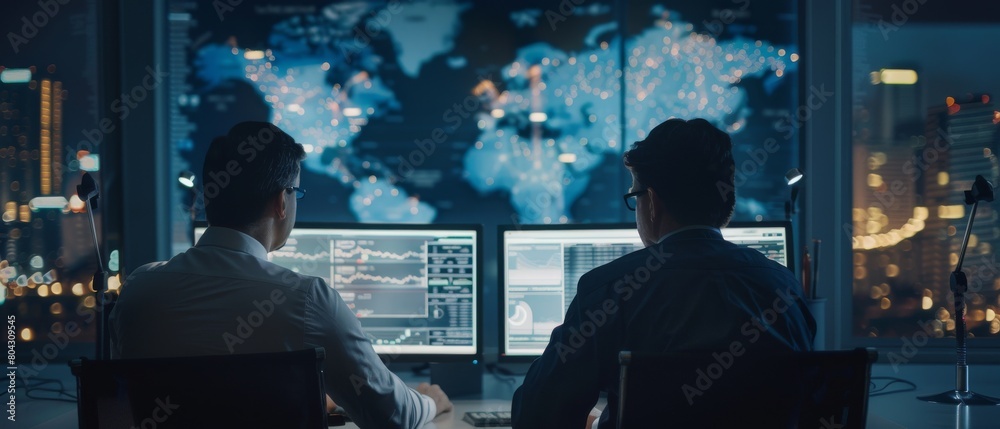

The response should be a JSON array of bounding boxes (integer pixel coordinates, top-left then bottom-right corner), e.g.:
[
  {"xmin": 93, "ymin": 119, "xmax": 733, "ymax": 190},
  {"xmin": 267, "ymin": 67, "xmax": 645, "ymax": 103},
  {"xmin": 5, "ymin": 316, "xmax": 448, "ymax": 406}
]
[{"xmin": 109, "ymin": 121, "xmax": 451, "ymax": 428}]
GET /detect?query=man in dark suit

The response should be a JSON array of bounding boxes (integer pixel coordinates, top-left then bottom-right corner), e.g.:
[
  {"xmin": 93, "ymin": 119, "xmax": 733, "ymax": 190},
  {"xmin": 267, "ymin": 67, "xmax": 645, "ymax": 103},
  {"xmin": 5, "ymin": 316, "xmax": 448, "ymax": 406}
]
[{"xmin": 511, "ymin": 118, "xmax": 816, "ymax": 428}]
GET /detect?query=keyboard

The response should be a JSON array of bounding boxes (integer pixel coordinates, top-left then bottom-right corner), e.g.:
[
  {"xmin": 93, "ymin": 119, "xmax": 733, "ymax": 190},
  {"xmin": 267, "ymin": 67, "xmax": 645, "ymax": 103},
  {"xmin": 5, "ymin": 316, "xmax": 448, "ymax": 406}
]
[{"xmin": 463, "ymin": 411, "xmax": 512, "ymax": 427}]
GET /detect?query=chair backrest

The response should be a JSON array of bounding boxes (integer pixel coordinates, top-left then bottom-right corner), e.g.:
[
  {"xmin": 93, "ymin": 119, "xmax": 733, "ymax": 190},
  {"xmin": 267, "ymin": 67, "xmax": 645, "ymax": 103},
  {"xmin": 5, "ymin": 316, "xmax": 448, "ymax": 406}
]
[
  {"xmin": 70, "ymin": 347, "xmax": 327, "ymax": 429},
  {"xmin": 617, "ymin": 347, "xmax": 877, "ymax": 429}
]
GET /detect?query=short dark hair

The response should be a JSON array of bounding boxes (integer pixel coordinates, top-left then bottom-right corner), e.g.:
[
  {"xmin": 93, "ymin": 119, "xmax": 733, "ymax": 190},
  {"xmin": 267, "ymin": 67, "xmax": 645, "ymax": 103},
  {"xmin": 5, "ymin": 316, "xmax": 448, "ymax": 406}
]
[
  {"xmin": 202, "ymin": 121, "xmax": 305, "ymax": 229},
  {"xmin": 623, "ymin": 118, "xmax": 735, "ymax": 228}
]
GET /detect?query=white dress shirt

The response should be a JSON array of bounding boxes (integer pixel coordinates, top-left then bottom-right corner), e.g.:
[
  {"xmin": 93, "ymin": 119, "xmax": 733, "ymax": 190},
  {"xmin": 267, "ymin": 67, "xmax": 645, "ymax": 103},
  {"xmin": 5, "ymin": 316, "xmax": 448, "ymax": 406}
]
[{"xmin": 109, "ymin": 226, "xmax": 436, "ymax": 428}]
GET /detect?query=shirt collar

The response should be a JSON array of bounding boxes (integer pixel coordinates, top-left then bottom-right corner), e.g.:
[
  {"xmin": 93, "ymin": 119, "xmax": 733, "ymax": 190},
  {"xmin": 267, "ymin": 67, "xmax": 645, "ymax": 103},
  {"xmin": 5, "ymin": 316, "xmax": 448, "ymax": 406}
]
[
  {"xmin": 196, "ymin": 226, "xmax": 269, "ymax": 260},
  {"xmin": 655, "ymin": 225, "xmax": 722, "ymax": 244}
]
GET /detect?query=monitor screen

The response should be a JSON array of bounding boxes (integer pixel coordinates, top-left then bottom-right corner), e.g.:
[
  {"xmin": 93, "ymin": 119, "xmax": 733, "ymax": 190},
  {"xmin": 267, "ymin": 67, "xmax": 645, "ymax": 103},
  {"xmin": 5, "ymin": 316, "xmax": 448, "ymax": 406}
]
[
  {"xmin": 722, "ymin": 223, "xmax": 793, "ymax": 270},
  {"xmin": 499, "ymin": 222, "xmax": 792, "ymax": 358},
  {"xmin": 195, "ymin": 224, "xmax": 481, "ymax": 360}
]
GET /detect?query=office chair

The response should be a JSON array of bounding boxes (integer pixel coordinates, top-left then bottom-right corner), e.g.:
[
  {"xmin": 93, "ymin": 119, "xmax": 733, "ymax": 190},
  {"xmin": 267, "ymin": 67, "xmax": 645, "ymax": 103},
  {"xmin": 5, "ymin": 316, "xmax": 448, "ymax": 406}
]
[
  {"xmin": 617, "ymin": 347, "xmax": 877, "ymax": 429},
  {"xmin": 70, "ymin": 347, "xmax": 329, "ymax": 429}
]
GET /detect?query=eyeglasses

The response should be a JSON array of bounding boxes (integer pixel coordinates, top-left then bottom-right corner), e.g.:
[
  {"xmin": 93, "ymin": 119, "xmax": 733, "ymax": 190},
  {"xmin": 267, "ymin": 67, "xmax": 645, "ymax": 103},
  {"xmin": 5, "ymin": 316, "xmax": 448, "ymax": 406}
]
[
  {"xmin": 623, "ymin": 189, "xmax": 645, "ymax": 211},
  {"xmin": 286, "ymin": 187, "xmax": 306, "ymax": 199}
]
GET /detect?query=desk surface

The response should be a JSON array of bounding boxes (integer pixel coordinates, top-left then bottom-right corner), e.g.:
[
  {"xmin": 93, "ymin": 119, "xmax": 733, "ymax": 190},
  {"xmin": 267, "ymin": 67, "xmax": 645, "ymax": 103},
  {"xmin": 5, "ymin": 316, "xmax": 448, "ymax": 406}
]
[
  {"xmin": 340, "ymin": 400, "xmax": 514, "ymax": 429},
  {"xmin": 16, "ymin": 361, "xmax": 1000, "ymax": 428},
  {"xmin": 865, "ymin": 363, "xmax": 1000, "ymax": 429},
  {"xmin": 373, "ymin": 362, "xmax": 1000, "ymax": 429}
]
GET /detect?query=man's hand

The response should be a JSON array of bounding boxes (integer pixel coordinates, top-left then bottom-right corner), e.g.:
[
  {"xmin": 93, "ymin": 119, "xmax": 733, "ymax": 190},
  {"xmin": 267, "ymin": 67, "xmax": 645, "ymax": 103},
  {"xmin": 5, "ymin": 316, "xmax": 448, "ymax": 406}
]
[
  {"xmin": 417, "ymin": 382, "xmax": 453, "ymax": 416},
  {"xmin": 585, "ymin": 407, "xmax": 602, "ymax": 429},
  {"xmin": 326, "ymin": 394, "xmax": 338, "ymax": 413}
]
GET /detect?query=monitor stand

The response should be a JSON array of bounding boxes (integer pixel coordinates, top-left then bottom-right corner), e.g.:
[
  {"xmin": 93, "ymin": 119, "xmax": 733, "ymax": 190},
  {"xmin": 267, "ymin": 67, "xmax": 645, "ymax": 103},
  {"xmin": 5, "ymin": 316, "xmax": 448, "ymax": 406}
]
[{"xmin": 430, "ymin": 361, "xmax": 483, "ymax": 397}]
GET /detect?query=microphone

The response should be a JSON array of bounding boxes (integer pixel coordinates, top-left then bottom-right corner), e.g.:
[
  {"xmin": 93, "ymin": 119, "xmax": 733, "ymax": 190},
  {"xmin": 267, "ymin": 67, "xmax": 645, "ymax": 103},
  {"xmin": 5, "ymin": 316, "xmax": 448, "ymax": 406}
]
[
  {"xmin": 76, "ymin": 171, "xmax": 110, "ymax": 360},
  {"xmin": 964, "ymin": 175, "xmax": 994, "ymax": 204},
  {"xmin": 77, "ymin": 171, "xmax": 100, "ymax": 203}
]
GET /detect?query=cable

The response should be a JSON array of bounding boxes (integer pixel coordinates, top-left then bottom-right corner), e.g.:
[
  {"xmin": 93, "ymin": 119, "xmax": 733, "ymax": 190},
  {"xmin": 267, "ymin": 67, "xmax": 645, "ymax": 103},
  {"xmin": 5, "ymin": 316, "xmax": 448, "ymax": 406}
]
[
  {"xmin": 869, "ymin": 376, "xmax": 917, "ymax": 397},
  {"xmin": 16, "ymin": 376, "xmax": 78, "ymax": 403},
  {"xmin": 487, "ymin": 363, "xmax": 526, "ymax": 376},
  {"xmin": 485, "ymin": 363, "xmax": 520, "ymax": 385}
]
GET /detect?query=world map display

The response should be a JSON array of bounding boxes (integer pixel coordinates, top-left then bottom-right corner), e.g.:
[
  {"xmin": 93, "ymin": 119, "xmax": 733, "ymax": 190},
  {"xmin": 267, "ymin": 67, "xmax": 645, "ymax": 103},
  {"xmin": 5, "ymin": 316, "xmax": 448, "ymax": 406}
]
[{"xmin": 170, "ymin": 0, "xmax": 799, "ymax": 226}]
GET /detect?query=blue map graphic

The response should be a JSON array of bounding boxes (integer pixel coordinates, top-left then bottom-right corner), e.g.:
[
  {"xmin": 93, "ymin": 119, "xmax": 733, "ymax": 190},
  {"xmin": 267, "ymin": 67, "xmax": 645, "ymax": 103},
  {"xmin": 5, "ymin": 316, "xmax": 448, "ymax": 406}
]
[{"xmin": 185, "ymin": 1, "xmax": 797, "ymax": 224}]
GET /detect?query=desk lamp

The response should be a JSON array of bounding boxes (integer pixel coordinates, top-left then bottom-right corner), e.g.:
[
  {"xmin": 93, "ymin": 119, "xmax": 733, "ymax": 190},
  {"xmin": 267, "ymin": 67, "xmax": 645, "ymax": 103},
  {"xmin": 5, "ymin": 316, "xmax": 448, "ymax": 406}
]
[{"xmin": 784, "ymin": 168, "xmax": 803, "ymax": 221}]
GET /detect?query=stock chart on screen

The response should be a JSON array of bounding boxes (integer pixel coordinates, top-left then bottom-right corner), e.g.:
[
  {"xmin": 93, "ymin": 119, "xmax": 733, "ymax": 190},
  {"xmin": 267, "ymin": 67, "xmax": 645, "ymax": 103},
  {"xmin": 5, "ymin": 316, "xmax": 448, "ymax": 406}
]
[
  {"xmin": 499, "ymin": 223, "xmax": 791, "ymax": 358},
  {"xmin": 197, "ymin": 225, "xmax": 480, "ymax": 358}
]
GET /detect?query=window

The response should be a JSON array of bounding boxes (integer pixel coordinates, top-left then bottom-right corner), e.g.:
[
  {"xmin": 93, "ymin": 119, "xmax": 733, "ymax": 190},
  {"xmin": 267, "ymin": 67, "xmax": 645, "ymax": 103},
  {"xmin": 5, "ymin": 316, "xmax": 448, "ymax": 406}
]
[
  {"xmin": 851, "ymin": 0, "xmax": 1000, "ymax": 339},
  {"xmin": 1, "ymin": 0, "xmax": 111, "ymax": 357}
]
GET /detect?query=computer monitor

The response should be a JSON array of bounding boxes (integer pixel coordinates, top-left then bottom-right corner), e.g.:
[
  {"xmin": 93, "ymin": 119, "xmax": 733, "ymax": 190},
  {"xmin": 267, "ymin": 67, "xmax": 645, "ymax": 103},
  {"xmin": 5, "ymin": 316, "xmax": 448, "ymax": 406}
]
[
  {"xmin": 723, "ymin": 221, "xmax": 794, "ymax": 271},
  {"xmin": 498, "ymin": 221, "xmax": 793, "ymax": 360},
  {"xmin": 194, "ymin": 223, "xmax": 482, "ymax": 362}
]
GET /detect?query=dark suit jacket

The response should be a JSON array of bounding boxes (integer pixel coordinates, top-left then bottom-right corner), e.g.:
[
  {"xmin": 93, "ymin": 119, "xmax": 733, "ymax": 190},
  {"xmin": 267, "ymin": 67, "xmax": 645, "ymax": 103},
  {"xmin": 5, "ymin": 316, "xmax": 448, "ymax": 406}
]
[{"xmin": 511, "ymin": 228, "xmax": 816, "ymax": 428}]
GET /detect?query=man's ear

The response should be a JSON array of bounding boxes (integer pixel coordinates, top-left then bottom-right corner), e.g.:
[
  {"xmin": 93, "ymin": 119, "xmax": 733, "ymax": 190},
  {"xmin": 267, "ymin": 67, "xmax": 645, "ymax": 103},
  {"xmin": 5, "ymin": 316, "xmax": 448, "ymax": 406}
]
[
  {"xmin": 646, "ymin": 187, "xmax": 662, "ymax": 223},
  {"xmin": 272, "ymin": 190, "xmax": 288, "ymax": 220}
]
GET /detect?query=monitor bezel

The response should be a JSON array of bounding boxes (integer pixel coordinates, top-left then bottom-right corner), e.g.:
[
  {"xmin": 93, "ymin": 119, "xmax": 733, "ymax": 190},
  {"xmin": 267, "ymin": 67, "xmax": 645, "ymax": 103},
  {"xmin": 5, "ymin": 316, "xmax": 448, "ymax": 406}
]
[
  {"xmin": 496, "ymin": 221, "xmax": 794, "ymax": 362},
  {"xmin": 497, "ymin": 222, "xmax": 639, "ymax": 362},
  {"xmin": 194, "ymin": 221, "xmax": 484, "ymax": 363}
]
